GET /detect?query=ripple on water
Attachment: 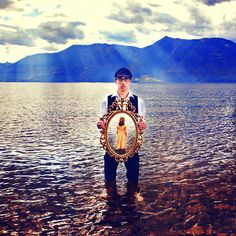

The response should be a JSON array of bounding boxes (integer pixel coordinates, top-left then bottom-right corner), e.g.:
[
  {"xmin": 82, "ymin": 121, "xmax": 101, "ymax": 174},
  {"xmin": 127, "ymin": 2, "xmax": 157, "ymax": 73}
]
[{"xmin": 0, "ymin": 83, "xmax": 236, "ymax": 235}]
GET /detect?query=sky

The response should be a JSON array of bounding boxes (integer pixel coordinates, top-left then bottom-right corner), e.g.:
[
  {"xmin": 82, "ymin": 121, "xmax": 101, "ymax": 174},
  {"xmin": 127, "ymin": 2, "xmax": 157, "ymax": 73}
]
[{"xmin": 0, "ymin": 0, "xmax": 235, "ymax": 63}]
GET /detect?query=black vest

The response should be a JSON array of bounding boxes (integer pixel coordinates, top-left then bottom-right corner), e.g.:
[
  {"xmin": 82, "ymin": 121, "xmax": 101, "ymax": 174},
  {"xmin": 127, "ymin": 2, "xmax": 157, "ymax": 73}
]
[{"xmin": 107, "ymin": 94, "xmax": 139, "ymax": 114}]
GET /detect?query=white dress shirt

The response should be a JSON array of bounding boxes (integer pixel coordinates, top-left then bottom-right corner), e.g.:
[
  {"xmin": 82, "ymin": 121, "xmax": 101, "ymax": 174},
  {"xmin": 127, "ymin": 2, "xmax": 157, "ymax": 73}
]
[{"xmin": 101, "ymin": 91, "xmax": 146, "ymax": 117}]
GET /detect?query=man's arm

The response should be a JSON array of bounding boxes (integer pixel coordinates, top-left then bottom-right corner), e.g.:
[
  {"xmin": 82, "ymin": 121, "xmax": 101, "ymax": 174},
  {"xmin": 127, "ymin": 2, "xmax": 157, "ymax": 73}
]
[
  {"xmin": 138, "ymin": 97, "xmax": 146, "ymax": 118},
  {"xmin": 97, "ymin": 96, "xmax": 107, "ymax": 129}
]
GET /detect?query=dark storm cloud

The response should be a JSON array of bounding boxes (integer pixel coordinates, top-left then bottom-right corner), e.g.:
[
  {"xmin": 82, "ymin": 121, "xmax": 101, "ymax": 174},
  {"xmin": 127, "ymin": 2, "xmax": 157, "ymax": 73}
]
[
  {"xmin": 100, "ymin": 31, "xmax": 137, "ymax": 43},
  {"xmin": 200, "ymin": 0, "xmax": 232, "ymax": 5},
  {"xmin": 108, "ymin": 2, "xmax": 152, "ymax": 24},
  {"xmin": 30, "ymin": 21, "xmax": 85, "ymax": 44},
  {"xmin": 0, "ymin": 24, "xmax": 35, "ymax": 46}
]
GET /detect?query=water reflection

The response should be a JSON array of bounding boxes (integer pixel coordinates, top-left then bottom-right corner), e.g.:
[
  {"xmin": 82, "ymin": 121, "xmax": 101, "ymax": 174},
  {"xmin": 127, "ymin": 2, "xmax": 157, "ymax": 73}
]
[
  {"xmin": 0, "ymin": 83, "xmax": 236, "ymax": 235},
  {"xmin": 98, "ymin": 182, "xmax": 143, "ymax": 230}
]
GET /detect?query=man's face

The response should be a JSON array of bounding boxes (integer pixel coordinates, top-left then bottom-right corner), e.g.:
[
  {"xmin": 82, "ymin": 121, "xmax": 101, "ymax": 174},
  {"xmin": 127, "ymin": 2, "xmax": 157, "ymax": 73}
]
[{"xmin": 115, "ymin": 77, "xmax": 131, "ymax": 92}]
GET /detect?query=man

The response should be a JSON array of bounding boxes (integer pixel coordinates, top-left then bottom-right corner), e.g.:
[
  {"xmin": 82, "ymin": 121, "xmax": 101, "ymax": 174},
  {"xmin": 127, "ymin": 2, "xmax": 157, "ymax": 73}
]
[{"xmin": 97, "ymin": 67, "xmax": 147, "ymax": 185}]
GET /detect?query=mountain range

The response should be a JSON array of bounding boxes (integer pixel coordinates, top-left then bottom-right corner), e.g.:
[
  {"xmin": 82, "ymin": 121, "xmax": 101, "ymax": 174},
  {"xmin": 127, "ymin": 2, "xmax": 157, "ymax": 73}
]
[{"xmin": 0, "ymin": 36, "xmax": 235, "ymax": 83}]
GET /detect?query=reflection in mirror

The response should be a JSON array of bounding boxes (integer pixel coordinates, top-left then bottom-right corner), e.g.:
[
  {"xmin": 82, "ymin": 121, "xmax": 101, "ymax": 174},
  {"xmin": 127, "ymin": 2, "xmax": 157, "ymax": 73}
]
[{"xmin": 107, "ymin": 113, "xmax": 137, "ymax": 156}]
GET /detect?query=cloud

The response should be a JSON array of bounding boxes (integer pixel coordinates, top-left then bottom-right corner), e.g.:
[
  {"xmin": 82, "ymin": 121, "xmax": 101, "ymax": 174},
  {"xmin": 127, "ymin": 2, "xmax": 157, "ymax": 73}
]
[
  {"xmin": 200, "ymin": 0, "xmax": 232, "ymax": 5},
  {"xmin": 108, "ymin": 1, "xmax": 152, "ymax": 24},
  {"xmin": 108, "ymin": 11, "xmax": 144, "ymax": 24},
  {"xmin": 184, "ymin": 7, "xmax": 213, "ymax": 36},
  {"xmin": 136, "ymin": 26, "xmax": 151, "ymax": 35},
  {"xmin": 147, "ymin": 3, "xmax": 162, "ymax": 7},
  {"xmin": 152, "ymin": 13, "xmax": 178, "ymax": 25},
  {"xmin": 0, "ymin": 24, "xmax": 35, "ymax": 46},
  {"xmin": 108, "ymin": 12, "xmax": 142, "ymax": 24},
  {"xmin": 164, "ymin": 20, "xmax": 213, "ymax": 38},
  {"xmin": 189, "ymin": 7, "xmax": 211, "ymax": 25},
  {"xmin": 0, "ymin": 0, "xmax": 14, "ymax": 9},
  {"xmin": 23, "ymin": 8, "xmax": 44, "ymax": 17},
  {"xmin": 219, "ymin": 18, "xmax": 236, "ymax": 41},
  {"xmin": 0, "ymin": 0, "xmax": 236, "ymax": 63},
  {"xmin": 0, "ymin": 0, "xmax": 23, "ymax": 11},
  {"xmin": 128, "ymin": 1, "xmax": 152, "ymax": 15},
  {"xmin": 0, "ymin": 20, "xmax": 86, "ymax": 47},
  {"xmin": 173, "ymin": 0, "xmax": 185, "ymax": 3},
  {"xmin": 108, "ymin": 1, "xmax": 213, "ymax": 38},
  {"xmin": 0, "ymin": 16, "xmax": 11, "ymax": 20},
  {"xmin": 149, "ymin": 6, "xmax": 213, "ymax": 37},
  {"xmin": 53, "ymin": 13, "xmax": 67, "ymax": 18},
  {"xmin": 135, "ymin": 12, "xmax": 179, "ymax": 35},
  {"xmin": 41, "ymin": 44, "xmax": 60, "ymax": 52},
  {"xmin": 108, "ymin": 0, "xmax": 236, "ymax": 41},
  {"xmin": 100, "ymin": 31, "xmax": 137, "ymax": 43},
  {"xmin": 30, "ymin": 21, "xmax": 85, "ymax": 44},
  {"xmin": 181, "ymin": 23, "xmax": 213, "ymax": 37}
]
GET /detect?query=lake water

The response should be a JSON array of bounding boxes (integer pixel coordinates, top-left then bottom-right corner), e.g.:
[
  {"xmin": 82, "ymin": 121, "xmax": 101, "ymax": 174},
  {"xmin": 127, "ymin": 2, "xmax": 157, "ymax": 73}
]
[{"xmin": 0, "ymin": 82, "xmax": 235, "ymax": 235}]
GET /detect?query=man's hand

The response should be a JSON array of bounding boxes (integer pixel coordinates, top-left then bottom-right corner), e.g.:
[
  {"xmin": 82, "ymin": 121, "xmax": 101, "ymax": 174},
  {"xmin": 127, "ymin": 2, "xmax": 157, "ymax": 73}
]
[
  {"xmin": 138, "ymin": 120, "xmax": 147, "ymax": 131},
  {"xmin": 97, "ymin": 119, "xmax": 105, "ymax": 129}
]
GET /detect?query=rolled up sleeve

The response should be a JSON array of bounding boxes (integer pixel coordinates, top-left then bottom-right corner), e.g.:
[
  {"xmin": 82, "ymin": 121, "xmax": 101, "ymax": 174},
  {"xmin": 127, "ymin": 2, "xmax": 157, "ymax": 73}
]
[{"xmin": 138, "ymin": 97, "xmax": 146, "ymax": 118}]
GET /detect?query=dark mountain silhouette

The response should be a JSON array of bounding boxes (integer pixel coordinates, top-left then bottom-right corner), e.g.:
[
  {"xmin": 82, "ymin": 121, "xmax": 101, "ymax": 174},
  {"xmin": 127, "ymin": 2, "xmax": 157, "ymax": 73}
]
[{"xmin": 0, "ymin": 36, "xmax": 235, "ymax": 83}]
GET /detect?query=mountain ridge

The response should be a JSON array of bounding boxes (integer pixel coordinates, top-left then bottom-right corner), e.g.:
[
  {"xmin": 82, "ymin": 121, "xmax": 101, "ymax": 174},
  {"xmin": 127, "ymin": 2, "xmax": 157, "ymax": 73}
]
[{"xmin": 0, "ymin": 36, "xmax": 235, "ymax": 83}]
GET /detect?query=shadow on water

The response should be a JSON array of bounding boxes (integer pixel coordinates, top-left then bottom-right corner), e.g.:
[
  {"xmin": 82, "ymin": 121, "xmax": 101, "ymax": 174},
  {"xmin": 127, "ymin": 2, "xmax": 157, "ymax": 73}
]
[{"xmin": 94, "ymin": 182, "xmax": 144, "ymax": 235}]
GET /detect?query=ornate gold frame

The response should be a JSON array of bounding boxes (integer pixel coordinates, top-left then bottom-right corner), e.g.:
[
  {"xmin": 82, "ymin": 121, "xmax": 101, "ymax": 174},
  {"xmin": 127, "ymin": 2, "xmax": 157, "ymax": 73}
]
[{"xmin": 99, "ymin": 98, "xmax": 144, "ymax": 162}]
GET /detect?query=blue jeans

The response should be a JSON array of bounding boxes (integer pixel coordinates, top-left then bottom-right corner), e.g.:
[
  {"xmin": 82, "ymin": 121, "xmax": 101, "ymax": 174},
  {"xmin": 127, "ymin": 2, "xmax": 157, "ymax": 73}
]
[{"xmin": 104, "ymin": 152, "xmax": 139, "ymax": 182}]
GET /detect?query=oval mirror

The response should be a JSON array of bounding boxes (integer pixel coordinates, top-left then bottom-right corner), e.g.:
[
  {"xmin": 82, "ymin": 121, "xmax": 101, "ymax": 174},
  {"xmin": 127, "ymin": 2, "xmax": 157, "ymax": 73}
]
[
  {"xmin": 99, "ymin": 98, "xmax": 143, "ymax": 162},
  {"xmin": 106, "ymin": 111, "xmax": 138, "ymax": 159}
]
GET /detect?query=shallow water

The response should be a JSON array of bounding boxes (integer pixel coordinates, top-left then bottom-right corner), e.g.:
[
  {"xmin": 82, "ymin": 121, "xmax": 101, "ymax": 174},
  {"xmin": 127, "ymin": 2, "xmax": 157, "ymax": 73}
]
[{"xmin": 0, "ymin": 82, "xmax": 235, "ymax": 235}]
